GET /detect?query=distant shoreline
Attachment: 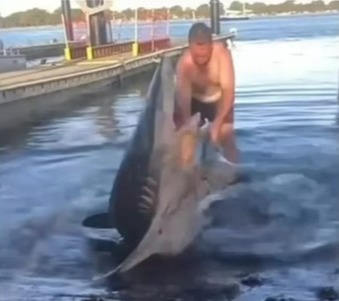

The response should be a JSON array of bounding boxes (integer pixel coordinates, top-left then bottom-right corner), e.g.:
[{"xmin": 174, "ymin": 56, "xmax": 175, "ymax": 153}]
[{"xmin": 0, "ymin": 11, "xmax": 337, "ymax": 31}]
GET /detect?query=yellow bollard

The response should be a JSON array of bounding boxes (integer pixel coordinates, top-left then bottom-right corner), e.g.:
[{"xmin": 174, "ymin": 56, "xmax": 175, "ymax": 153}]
[
  {"xmin": 64, "ymin": 47, "xmax": 72, "ymax": 61},
  {"xmin": 86, "ymin": 46, "xmax": 94, "ymax": 60},
  {"xmin": 132, "ymin": 42, "xmax": 139, "ymax": 57}
]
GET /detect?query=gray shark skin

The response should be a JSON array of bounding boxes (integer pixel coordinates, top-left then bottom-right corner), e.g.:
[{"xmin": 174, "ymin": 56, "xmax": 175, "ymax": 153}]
[
  {"xmin": 108, "ymin": 55, "xmax": 179, "ymax": 248},
  {"xmin": 95, "ymin": 113, "xmax": 208, "ymax": 279},
  {"xmin": 82, "ymin": 56, "xmax": 180, "ymax": 247},
  {"xmin": 82, "ymin": 55, "xmax": 238, "ymax": 279}
]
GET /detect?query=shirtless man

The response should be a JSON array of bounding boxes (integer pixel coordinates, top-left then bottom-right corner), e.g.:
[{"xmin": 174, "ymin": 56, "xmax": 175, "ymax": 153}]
[{"xmin": 174, "ymin": 22, "xmax": 238, "ymax": 163}]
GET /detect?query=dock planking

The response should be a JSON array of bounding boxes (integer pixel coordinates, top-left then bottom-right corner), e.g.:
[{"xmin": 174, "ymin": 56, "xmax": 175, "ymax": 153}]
[{"xmin": 0, "ymin": 52, "xmax": 133, "ymax": 90}]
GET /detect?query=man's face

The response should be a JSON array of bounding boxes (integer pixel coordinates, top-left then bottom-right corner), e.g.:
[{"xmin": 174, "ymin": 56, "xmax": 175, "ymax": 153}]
[{"xmin": 189, "ymin": 41, "xmax": 212, "ymax": 66}]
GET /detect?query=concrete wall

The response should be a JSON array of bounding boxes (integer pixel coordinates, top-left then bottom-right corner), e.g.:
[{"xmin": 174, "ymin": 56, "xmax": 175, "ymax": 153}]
[{"xmin": 0, "ymin": 55, "xmax": 27, "ymax": 73}]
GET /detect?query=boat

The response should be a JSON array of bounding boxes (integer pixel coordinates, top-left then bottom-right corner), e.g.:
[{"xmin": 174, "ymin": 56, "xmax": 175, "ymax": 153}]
[
  {"xmin": 220, "ymin": 1, "xmax": 250, "ymax": 21},
  {"xmin": 220, "ymin": 15, "xmax": 250, "ymax": 21},
  {"xmin": 0, "ymin": 39, "xmax": 27, "ymax": 73}
]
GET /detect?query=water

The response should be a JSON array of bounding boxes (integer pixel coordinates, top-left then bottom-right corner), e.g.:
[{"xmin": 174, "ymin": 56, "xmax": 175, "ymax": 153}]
[
  {"xmin": 1, "ymin": 13, "xmax": 339, "ymax": 47},
  {"xmin": 0, "ymin": 13, "xmax": 339, "ymax": 301}
]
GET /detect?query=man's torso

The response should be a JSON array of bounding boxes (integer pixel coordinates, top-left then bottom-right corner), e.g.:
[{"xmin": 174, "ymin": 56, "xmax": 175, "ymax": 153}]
[{"xmin": 186, "ymin": 43, "xmax": 224, "ymax": 103}]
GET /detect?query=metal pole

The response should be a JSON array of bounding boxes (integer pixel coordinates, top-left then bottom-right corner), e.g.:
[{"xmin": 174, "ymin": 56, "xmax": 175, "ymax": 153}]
[
  {"xmin": 166, "ymin": 9, "xmax": 170, "ymax": 37},
  {"xmin": 61, "ymin": 14, "xmax": 70, "ymax": 48},
  {"xmin": 106, "ymin": 10, "xmax": 113, "ymax": 43},
  {"xmin": 61, "ymin": 0, "xmax": 74, "ymax": 41},
  {"xmin": 210, "ymin": 0, "xmax": 220, "ymax": 35},
  {"xmin": 151, "ymin": 9, "xmax": 155, "ymax": 52},
  {"xmin": 86, "ymin": 13, "xmax": 92, "ymax": 46},
  {"xmin": 134, "ymin": 8, "xmax": 138, "ymax": 43}
]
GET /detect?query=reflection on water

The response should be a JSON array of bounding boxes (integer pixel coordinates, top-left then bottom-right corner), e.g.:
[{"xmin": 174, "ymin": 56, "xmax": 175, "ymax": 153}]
[{"xmin": 0, "ymin": 16, "xmax": 339, "ymax": 301}]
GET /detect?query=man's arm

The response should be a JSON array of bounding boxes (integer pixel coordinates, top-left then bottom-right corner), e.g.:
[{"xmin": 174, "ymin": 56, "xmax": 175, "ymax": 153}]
[
  {"xmin": 174, "ymin": 55, "xmax": 192, "ymax": 127},
  {"xmin": 216, "ymin": 45, "xmax": 235, "ymax": 123}
]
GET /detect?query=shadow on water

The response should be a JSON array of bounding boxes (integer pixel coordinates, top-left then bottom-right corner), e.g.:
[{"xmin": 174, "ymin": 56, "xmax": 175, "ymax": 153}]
[{"xmin": 0, "ymin": 70, "xmax": 153, "ymax": 155}]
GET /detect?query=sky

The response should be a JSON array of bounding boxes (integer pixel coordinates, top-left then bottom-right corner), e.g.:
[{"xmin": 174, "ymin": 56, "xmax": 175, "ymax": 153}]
[{"xmin": 0, "ymin": 0, "xmax": 331, "ymax": 17}]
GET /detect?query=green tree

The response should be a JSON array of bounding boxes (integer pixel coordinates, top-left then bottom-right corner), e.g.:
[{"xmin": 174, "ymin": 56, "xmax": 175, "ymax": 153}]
[
  {"xmin": 196, "ymin": 4, "xmax": 210, "ymax": 18},
  {"xmin": 229, "ymin": 1, "xmax": 243, "ymax": 11},
  {"xmin": 183, "ymin": 7, "xmax": 194, "ymax": 18},
  {"xmin": 71, "ymin": 9, "xmax": 85, "ymax": 21},
  {"xmin": 328, "ymin": 0, "xmax": 339, "ymax": 9},
  {"xmin": 170, "ymin": 5, "xmax": 184, "ymax": 18},
  {"xmin": 122, "ymin": 8, "xmax": 134, "ymax": 20},
  {"xmin": 219, "ymin": 2, "xmax": 226, "ymax": 15}
]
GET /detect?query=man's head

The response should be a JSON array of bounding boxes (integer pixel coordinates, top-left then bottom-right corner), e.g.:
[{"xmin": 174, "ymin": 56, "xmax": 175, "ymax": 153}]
[{"xmin": 188, "ymin": 22, "xmax": 213, "ymax": 66}]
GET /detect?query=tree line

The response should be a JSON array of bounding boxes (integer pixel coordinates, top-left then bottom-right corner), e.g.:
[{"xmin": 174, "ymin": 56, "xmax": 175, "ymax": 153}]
[{"xmin": 0, "ymin": 0, "xmax": 338, "ymax": 28}]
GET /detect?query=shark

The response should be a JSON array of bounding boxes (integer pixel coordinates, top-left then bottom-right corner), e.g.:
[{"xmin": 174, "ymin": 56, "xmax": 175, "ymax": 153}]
[{"xmin": 82, "ymin": 55, "xmax": 237, "ymax": 279}]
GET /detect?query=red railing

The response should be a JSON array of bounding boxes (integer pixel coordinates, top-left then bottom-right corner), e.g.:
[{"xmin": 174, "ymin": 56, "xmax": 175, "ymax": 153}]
[
  {"xmin": 138, "ymin": 37, "xmax": 171, "ymax": 55},
  {"xmin": 91, "ymin": 41, "xmax": 134, "ymax": 59}
]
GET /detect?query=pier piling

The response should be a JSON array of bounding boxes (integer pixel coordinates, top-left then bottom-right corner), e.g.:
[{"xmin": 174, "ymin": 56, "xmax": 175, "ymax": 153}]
[
  {"xmin": 61, "ymin": 0, "xmax": 74, "ymax": 42},
  {"xmin": 210, "ymin": 0, "xmax": 221, "ymax": 35}
]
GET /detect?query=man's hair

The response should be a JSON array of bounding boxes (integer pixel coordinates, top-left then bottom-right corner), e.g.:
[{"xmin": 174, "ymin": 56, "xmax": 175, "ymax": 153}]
[{"xmin": 188, "ymin": 22, "xmax": 213, "ymax": 44}]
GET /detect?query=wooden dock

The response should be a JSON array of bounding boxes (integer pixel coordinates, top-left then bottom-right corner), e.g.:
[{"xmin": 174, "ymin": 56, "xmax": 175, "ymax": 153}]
[{"xmin": 0, "ymin": 34, "xmax": 234, "ymax": 107}]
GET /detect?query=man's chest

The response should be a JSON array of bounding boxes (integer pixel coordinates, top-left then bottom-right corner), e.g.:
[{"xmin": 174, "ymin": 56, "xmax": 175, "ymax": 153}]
[{"xmin": 190, "ymin": 61, "xmax": 220, "ymax": 88}]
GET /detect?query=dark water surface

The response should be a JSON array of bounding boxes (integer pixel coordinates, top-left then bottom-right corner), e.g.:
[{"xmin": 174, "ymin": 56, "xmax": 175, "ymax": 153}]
[{"xmin": 0, "ymin": 14, "xmax": 338, "ymax": 301}]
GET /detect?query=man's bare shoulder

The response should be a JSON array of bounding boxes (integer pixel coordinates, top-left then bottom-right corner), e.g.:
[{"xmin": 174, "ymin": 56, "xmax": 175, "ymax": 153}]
[{"xmin": 213, "ymin": 41, "xmax": 231, "ymax": 56}]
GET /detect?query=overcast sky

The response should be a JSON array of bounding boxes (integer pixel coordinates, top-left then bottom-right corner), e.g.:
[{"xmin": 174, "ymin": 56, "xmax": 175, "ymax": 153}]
[{"xmin": 0, "ymin": 0, "xmax": 331, "ymax": 17}]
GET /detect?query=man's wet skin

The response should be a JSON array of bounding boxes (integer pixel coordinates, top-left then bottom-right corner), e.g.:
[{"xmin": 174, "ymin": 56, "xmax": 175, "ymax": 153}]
[{"xmin": 174, "ymin": 22, "xmax": 239, "ymax": 165}]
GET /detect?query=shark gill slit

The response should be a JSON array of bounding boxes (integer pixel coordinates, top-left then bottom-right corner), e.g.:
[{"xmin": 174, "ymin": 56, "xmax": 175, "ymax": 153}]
[{"xmin": 137, "ymin": 175, "xmax": 158, "ymax": 216}]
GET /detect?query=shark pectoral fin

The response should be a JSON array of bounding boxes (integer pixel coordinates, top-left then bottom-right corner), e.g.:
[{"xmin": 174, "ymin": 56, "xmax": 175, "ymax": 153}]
[
  {"xmin": 97, "ymin": 173, "xmax": 201, "ymax": 279},
  {"xmin": 93, "ymin": 263, "xmax": 122, "ymax": 282},
  {"xmin": 82, "ymin": 213, "xmax": 113, "ymax": 229},
  {"xmin": 115, "ymin": 214, "xmax": 166, "ymax": 273},
  {"xmin": 93, "ymin": 217, "xmax": 163, "ymax": 281},
  {"xmin": 115, "ymin": 174, "xmax": 201, "ymax": 274}
]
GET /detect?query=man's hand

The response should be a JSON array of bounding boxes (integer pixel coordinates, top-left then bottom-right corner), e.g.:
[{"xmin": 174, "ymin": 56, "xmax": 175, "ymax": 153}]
[{"xmin": 210, "ymin": 118, "xmax": 223, "ymax": 145}]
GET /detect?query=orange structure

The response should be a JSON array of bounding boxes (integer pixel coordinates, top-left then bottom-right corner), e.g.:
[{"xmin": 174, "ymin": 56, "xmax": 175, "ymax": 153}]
[
  {"xmin": 62, "ymin": 1, "xmax": 171, "ymax": 61},
  {"xmin": 133, "ymin": 9, "xmax": 171, "ymax": 56}
]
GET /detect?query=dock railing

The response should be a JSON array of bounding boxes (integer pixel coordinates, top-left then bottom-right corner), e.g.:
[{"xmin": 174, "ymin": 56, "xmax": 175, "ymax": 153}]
[{"xmin": 0, "ymin": 48, "xmax": 22, "ymax": 57}]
